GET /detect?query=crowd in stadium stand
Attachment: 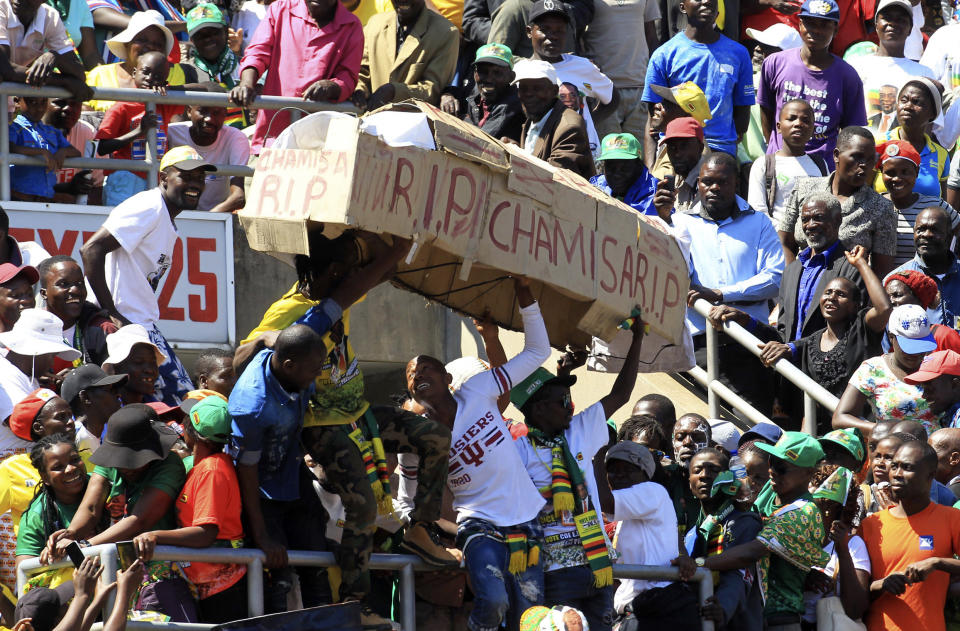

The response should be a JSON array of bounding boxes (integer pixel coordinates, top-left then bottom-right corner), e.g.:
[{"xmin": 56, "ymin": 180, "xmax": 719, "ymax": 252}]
[{"xmin": 5, "ymin": 0, "xmax": 960, "ymax": 628}]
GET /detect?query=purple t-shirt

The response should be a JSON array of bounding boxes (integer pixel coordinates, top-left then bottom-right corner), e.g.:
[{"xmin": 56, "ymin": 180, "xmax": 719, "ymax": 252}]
[{"xmin": 757, "ymin": 48, "xmax": 867, "ymax": 166}]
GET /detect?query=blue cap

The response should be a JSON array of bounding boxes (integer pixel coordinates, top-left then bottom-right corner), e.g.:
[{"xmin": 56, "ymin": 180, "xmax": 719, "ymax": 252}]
[
  {"xmin": 738, "ymin": 422, "xmax": 783, "ymax": 448},
  {"xmin": 799, "ymin": 0, "xmax": 840, "ymax": 21}
]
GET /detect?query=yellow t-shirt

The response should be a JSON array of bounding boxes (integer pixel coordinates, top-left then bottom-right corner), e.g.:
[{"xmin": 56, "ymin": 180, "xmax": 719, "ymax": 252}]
[
  {"xmin": 84, "ymin": 62, "xmax": 191, "ymax": 112},
  {"xmin": 347, "ymin": 0, "xmax": 392, "ymax": 25},
  {"xmin": 0, "ymin": 454, "xmax": 40, "ymax": 537},
  {"xmin": 243, "ymin": 284, "xmax": 369, "ymax": 427}
]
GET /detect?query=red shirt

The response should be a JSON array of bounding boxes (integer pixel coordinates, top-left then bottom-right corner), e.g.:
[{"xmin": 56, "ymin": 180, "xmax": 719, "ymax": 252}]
[{"xmin": 94, "ymin": 101, "xmax": 185, "ymax": 177}]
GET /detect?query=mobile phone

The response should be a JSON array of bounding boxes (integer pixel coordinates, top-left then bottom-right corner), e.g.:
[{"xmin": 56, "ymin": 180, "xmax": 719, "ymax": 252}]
[
  {"xmin": 65, "ymin": 541, "xmax": 85, "ymax": 568},
  {"xmin": 116, "ymin": 540, "xmax": 137, "ymax": 571}
]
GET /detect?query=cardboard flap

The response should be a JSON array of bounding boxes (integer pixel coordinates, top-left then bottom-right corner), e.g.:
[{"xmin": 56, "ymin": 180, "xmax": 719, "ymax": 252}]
[
  {"xmin": 404, "ymin": 101, "xmax": 510, "ymax": 170},
  {"xmin": 503, "ymin": 143, "xmax": 556, "ymax": 207}
]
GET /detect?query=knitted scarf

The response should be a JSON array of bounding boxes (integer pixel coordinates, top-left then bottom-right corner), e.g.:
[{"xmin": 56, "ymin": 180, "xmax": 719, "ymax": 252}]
[
  {"xmin": 345, "ymin": 409, "xmax": 392, "ymax": 515},
  {"xmin": 192, "ymin": 47, "xmax": 238, "ymax": 89},
  {"xmin": 527, "ymin": 428, "xmax": 613, "ymax": 587}
]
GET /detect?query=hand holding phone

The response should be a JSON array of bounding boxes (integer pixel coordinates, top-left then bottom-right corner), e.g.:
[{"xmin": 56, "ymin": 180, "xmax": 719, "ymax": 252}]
[
  {"xmin": 65, "ymin": 541, "xmax": 85, "ymax": 568},
  {"xmin": 116, "ymin": 541, "xmax": 137, "ymax": 571}
]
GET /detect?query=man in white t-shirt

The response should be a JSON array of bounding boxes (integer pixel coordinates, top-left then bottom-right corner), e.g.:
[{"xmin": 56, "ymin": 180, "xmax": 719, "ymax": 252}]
[
  {"xmin": 407, "ymin": 277, "xmax": 551, "ymax": 631},
  {"xmin": 525, "ymin": 0, "xmax": 615, "ymax": 162},
  {"xmin": 510, "ymin": 313, "xmax": 644, "ymax": 631},
  {"xmin": 847, "ymin": 0, "xmax": 937, "ymax": 139},
  {"xmin": 80, "ymin": 146, "xmax": 215, "ymax": 406},
  {"xmin": 167, "ymin": 91, "xmax": 251, "ymax": 213},
  {"xmin": 596, "ymin": 440, "xmax": 698, "ymax": 629}
]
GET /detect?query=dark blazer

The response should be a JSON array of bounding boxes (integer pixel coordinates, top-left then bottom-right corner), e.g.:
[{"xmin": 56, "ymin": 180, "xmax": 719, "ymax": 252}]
[
  {"xmin": 777, "ymin": 243, "xmax": 864, "ymax": 342},
  {"xmin": 520, "ymin": 101, "xmax": 595, "ymax": 180}
]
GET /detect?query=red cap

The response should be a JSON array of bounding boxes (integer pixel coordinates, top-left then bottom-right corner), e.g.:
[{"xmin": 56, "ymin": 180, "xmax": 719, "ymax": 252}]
[
  {"xmin": 0, "ymin": 263, "xmax": 39, "ymax": 286},
  {"xmin": 663, "ymin": 117, "xmax": 705, "ymax": 144},
  {"xmin": 877, "ymin": 140, "xmax": 921, "ymax": 170},
  {"xmin": 146, "ymin": 401, "xmax": 184, "ymax": 421},
  {"xmin": 904, "ymin": 350, "xmax": 960, "ymax": 384},
  {"xmin": 9, "ymin": 388, "xmax": 59, "ymax": 441}
]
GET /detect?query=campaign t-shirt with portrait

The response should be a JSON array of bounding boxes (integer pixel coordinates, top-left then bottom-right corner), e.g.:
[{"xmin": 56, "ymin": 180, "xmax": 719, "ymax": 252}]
[
  {"xmin": 98, "ymin": 187, "xmax": 180, "ymax": 327},
  {"xmin": 757, "ymin": 48, "xmax": 866, "ymax": 165},
  {"xmin": 642, "ymin": 32, "xmax": 755, "ymax": 156},
  {"xmin": 846, "ymin": 54, "xmax": 937, "ymax": 138},
  {"xmin": 167, "ymin": 122, "xmax": 251, "ymax": 212},
  {"xmin": 552, "ymin": 54, "xmax": 615, "ymax": 160}
]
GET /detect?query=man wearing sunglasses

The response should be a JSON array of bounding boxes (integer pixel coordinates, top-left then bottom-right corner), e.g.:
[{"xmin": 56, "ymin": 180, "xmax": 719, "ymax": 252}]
[
  {"xmin": 511, "ymin": 311, "xmax": 646, "ymax": 631},
  {"xmin": 674, "ymin": 431, "xmax": 830, "ymax": 631}
]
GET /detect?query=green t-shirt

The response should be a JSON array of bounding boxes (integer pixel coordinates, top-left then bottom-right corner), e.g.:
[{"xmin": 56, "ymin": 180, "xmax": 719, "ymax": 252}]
[
  {"xmin": 17, "ymin": 495, "xmax": 79, "ymax": 557},
  {"xmin": 93, "ymin": 452, "xmax": 186, "ymax": 532},
  {"xmin": 753, "ymin": 483, "xmax": 830, "ymax": 618},
  {"xmin": 182, "ymin": 455, "xmax": 195, "ymax": 474}
]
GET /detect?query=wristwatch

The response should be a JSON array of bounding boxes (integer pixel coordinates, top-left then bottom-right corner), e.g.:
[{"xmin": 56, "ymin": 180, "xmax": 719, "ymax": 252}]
[{"xmin": 695, "ymin": 557, "xmax": 706, "ymax": 567}]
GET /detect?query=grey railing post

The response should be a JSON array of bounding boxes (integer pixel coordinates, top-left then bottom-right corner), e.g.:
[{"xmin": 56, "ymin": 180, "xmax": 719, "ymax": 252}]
[
  {"xmin": 399, "ymin": 562, "xmax": 416, "ymax": 631},
  {"xmin": 704, "ymin": 316, "xmax": 721, "ymax": 419},
  {"xmin": 802, "ymin": 393, "xmax": 818, "ymax": 436},
  {"xmin": 0, "ymin": 88, "xmax": 9, "ymax": 201},
  {"xmin": 145, "ymin": 101, "xmax": 158, "ymax": 187},
  {"xmin": 247, "ymin": 555, "xmax": 264, "ymax": 617},
  {"xmin": 695, "ymin": 568, "xmax": 715, "ymax": 631}
]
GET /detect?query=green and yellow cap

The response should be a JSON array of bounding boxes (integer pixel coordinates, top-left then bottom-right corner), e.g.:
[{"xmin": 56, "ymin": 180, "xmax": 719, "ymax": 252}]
[
  {"xmin": 475, "ymin": 43, "xmax": 514, "ymax": 68},
  {"xmin": 189, "ymin": 396, "xmax": 232, "ymax": 443},
  {"xmin": 598, "ymin": 133, "xmax": 641, "ymax": 161},
  {"xmin": 756, "ymin": 431, "xmax": 825, "ymax": 468},
  {"xmin": 186, "ymin": 2, "xmax": 226, "ymax": 37},
  {"xmin": 819, "ymin": 428, "xmax": 865, "ymax": 465}
]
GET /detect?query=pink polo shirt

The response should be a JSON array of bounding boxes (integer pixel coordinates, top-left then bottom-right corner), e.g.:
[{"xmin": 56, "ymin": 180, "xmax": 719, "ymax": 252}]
[{"xmin": 239, "ymin": 0, "xmax": 363, "ymax": 153}]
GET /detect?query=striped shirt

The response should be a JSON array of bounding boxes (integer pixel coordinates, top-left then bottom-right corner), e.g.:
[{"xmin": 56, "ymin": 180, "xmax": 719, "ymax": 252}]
[{"xmin": 891, "ymin": 194, "xmax": 960, "ymax": 266}]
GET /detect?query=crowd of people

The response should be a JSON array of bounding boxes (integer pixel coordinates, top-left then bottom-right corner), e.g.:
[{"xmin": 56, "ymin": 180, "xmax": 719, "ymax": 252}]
[{"xmin": 3, "ymin": 0, "xmax": 960, "ymax": 628}]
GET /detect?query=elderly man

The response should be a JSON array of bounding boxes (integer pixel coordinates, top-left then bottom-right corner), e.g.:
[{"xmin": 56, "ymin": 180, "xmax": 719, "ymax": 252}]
[
  {"xmin": 887, "ymin": 206, "xmax": 960, "ymax": 329},
  {"xmin": 590, "ymin": 133, "xmax": 669, "ymax": 219},
  {"xmin": 443, "ymin": 43, "xmax": 524, "ymax": 143},
  {"xmin": 673, "ymin": 151, "xmax": 785, "ymax": 417},
  {"xmin": 351, "ymin": 0, "xmax": 459, "ymax": 111},
  {"xmin": 515, "ymin": 58, "xmax": 595, "ymax": 179},
  {"xmin": 80, "ymin": 147, "xmax": 215, "ymax": 405}
]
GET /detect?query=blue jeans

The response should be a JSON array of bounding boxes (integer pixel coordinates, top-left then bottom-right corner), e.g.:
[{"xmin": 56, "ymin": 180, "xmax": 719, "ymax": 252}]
[
  {"xmin": 544, "ymin": 565, "xmax": 614, "ymax": 631},
  {"xmin": 462, "ymin": 535, "xmax": 544, "ymax": 631},
  {"xmin": 103, "ymin": 170, "xmax": 147, "ymax": 206}
]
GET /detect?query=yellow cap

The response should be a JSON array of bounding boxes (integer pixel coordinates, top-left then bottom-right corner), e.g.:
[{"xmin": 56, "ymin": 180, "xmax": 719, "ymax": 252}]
[
  {"xmin": 159, "ymin": 145, "xmax": 216, "ymax": 172},
  {"xmin": 650, "ymin": 81, "xmax": 712, "ymax": 126}
]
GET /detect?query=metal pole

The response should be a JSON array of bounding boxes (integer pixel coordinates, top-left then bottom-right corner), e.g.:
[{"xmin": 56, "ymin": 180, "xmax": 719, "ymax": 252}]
[
  {"xmin": 695, "ymin": 569, "xmax": 715, "ymax": 631},
  {"xmin": 399, "ymin": 562, "xmax": 416, "ymax": 631},
  {"xmin": 802, "ymin": 393, "xmax": 818, "ymax": 436},
  {"xmin": 145, "ymin": 101, "xmax": 158, "ymax": 188},
  {"xmin": 247, "ymin": 556, "xmax": 264, "ymax": 617},
  {"xmin": 100, "ymin": 545, "xmax": 119, "ymax": 619},
  {"xmin": 704, "ymin": 321, "xmax": 720, "ymax": 419},
  {"xmin": 1, "ymin": 88, "xmax": 10, "ymax": 201}
]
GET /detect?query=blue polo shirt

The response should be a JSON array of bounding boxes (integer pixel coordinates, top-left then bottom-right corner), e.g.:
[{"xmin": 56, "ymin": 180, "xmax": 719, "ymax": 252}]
[
  {"xmin": 886, "ymin": 254, "xmax": 960, "ymax": 330},
  {"xmin": 9, "ymin": 115, "xmax": 72, "ymax": 198},
  {"xmin": 228, "ymin": 348, "xmax": 314, "ymax": 501},
  {"xmin": 794, "ymin": 241, "xmax": 842, "ymax": 341},
  {"xmin": 590, "ymin": 168, "xmax": 658, "ymax": 216}
]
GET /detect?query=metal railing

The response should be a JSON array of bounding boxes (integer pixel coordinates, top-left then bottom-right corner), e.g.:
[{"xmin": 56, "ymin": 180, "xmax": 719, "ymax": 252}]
[
  {"xmin": 18, "ymin": 545, "xmax": 715, "ymax": 631},
  {"xmin": 689, "ymin": 298, "xmax": 841, "ymax": 435},
  {"xmin": 0, "ymin": 82, "xmax": 358, "ymax": 199}
]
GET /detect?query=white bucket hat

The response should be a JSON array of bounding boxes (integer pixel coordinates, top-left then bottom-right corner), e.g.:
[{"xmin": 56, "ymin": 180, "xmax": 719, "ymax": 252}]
[
  {"xmin": 0, "ymin": 309, "xmax": 81, "ymax": 360},
  {"xmin": 106, "ymin": 10, "xmax": 175, "ymax": 61},
  {"xmin": 102, "ymin": 324, "xmax": 167, "ymax": 368}
]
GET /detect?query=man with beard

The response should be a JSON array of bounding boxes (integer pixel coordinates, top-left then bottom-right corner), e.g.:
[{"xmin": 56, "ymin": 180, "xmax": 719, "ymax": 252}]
[
  {"xmin": 673, "ymin": 151, "xmax": 784, "ymax": 417},
  {"xmin": 887, "ymin": 207, "xmax": 960, "ymax": 329},
  {"xmin": 662, "ymin": 414, "xmax": 712, "ymax": 541},
  {"xmin": 80, "ymin": 146, "xmax": 214, "ymax": 405},
  {"xmin": 446, "ymin": 44, "xmax": 524, "ymax": 143},
  {"xmin": 860, "ymin": 441, "xmax": 960, "ymax": 631}
]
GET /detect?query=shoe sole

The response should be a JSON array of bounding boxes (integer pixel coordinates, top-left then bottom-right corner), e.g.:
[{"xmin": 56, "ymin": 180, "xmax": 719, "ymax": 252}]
[{"xmin": 398, "ymin": 539, "xmax": 460, "ymax": 567}]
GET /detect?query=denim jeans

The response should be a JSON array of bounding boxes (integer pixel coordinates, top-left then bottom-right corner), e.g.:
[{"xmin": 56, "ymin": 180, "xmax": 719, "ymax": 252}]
[
  {"xmin": 544, "ymin": 565, "xmax": 614, "ymax": 631},
  {"xmin": 103, "ymin": 169, "xmax": 147, "ymax": 206},
  {"xmin": 462, "ymin": 534, "xmax": 544, "ymax": 631}
]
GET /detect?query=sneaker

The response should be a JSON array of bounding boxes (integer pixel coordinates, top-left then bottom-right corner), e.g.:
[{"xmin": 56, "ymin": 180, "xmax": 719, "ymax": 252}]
[
  {"xmin": 359, "ymin": 605, "xmax": 394, "ymax": 631},
  {"xmin": 399, "ymin": 522, "xmax": 460, "ymax": 567}
]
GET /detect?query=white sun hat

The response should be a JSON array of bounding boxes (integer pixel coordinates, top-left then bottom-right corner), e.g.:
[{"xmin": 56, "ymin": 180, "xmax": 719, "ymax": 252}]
[
  {"xmin": 102, "ymin": 324, "xmax": 167, "ymax": 368},
  {"xmin": 0, "ymin": 309, "xmax": 80, "ymax": 360},
  {"xmin": 106, "ymin": 10, "xmax": 175, "ymax": 60}
]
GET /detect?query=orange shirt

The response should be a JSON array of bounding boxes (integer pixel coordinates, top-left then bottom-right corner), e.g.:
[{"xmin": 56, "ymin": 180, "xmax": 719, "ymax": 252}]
[
  {"xmin": 861, "ymin": 503, "xmax": 960, "ymax": 631},
  {"xmin": 175, "ymin": 452, "xmax": 245, "ymax": 598}
]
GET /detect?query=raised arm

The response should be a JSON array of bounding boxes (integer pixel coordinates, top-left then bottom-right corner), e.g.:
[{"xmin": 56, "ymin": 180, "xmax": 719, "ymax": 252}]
[
  {"xmin": 599, "ymin": 308, "xmax": 645, "ymax": 418},
  {"xmin": 845, "ymin": 246, "xmax": 892, "ymax": 333}
]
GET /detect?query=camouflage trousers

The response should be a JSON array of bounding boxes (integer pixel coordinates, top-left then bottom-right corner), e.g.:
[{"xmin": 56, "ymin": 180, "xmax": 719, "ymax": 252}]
[{"xmin": 302, "ymin": 405, "xmax": 451, "ymax": 600}]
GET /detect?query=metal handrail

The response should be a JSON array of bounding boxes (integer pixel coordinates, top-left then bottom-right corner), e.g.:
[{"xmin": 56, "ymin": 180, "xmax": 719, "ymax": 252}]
[
  {"xmin": 0, "ymin": 82, "xmax": 358, "ymax": 198},
  {"xmin": 690, "ymin": 298, "xmax": 840, "ymax": 435},
  {"xmin": 17, "ymin": 546, "xmax": 715, "ymax": 631}
]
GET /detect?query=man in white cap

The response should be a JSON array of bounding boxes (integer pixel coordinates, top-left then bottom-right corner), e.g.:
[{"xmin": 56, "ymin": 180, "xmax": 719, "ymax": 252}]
[
  {"xmin": 81, "ymin": 146, "xmax": 216, "ymax": 406},
  {"xmin": 513, "ymin": 58, "xmax": 594, "ymax": 179}
]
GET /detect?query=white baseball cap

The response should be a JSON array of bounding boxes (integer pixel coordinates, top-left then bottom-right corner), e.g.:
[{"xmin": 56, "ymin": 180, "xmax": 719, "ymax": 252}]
[
  {"xmin": 511, "ymin": 59, "xmax": 560, "ymax": 85},
  {"xmin": 888, "ymin": 304, "xmax": 937, "ymax": 354},
  {"xmin": 875, "ymin": 0, "xmax": 913, "ymax": 18},
  {"xmin": 102, "ymin": 324, "xmax": 167, "ymax": 368},
  {"xmin": 708, "ymin": 418, "xmax": 742, "ymax": 454},
  {"xmin": 0, "ymin": 309, "xmax": 80, "ymax": 360},
  {"xmin": 745, "ymin": 23, "xmax": 803, "ymax": 50}
]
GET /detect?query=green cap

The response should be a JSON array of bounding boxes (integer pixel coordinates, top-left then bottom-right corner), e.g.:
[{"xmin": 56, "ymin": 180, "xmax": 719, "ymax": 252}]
[
  {"xmin": 189, "ymin": 396, "xmax": 232, "ymax": 443},
  {"xmin": 509, "ymin": 367, "xmax": 575, "ymax": 410},
  {"xmin": 710, "ymin": 470, "xmax": 741, "ymax": 498},
  {"xmin": 598, "ymin": 133, "xmax": 641, "ymax": 161},
  {"xmin": 186, "ymin": 2, "xmax": 226, "ymax": 37},
  {"xmin": 475, "ymin": 43, "xmax": 514, "ymax": 68},
  {"xmin": 812, "ymin": 467, "xmax": 853, "ymax": 504},
  {"xmin": 819, "ymin": 428, "xmax": 865, "ymax": 465},
  {"xmin": 756, "ymin": 431, "xmax": 825, "ymax": 468}
]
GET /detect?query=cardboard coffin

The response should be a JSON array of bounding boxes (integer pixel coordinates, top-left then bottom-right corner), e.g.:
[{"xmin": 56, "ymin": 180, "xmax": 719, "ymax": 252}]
[{"xmin": 240, "ymin": 101, "xmax": 690, "ymax": 349}]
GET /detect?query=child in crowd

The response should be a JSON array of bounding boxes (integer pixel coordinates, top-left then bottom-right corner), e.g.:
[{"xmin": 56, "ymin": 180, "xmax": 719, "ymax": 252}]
[
  {"xmin": 43, "ymin": 98, "xmax": 102, "ymax": 204},
  {"xmin": 167, "ymin": 89, "xmax": 250, "ymax": 213},
  {"xmin": 9, "ymin": 96, "xmax": 80, "ymax": 202},
  {"xmin": 747, "ymin": 99, "xmax": 829, "ymax": 224},
  {"xmin": 190, "ymin": 347, "xmax": 236, "ymax": 397},
  {"xmin": 94, "ymin": 51, "xmax": 190, "ymax": 206}
]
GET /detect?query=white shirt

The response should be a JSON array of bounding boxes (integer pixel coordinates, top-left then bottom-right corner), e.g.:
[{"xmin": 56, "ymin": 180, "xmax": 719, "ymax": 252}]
[
  {"xmin": 167, "ymin": 122, "xmax": 251, "ymax": 212},
  {"xmin": 552, "ymin": 54, "xmax": 614, "ymax": 160},
  {"xmin": 747, "ymin": 154, "xmax": 824, "ymax": 226},
  {"xmin": 524, "ymin": 109, "xmax": 553, "ymax": 156},
  {"xmin": 802, "ymin": 535, "xmax": 871, "ymax": 623},
  {"xmin": 0, "ymin": 354, "xmax": 37, "ymax": 453},
  {"xmin": 447, "ymin": 303, "xmax": 550, "ymax": 526},
  {"xmin": 612, "ymin": 481, "xmax": 679, "ymax": 612},
  {"xmin": 904, "ymin": 3, "xmax": 925, "ymax": 61},
  {"xmin": 97, "ymin": 188, "xmax": 179, "ymax": 327},
  {"xmin": 75, "ymin": 421, "xmax": 100, "ymax": 464},
  {"xmin": 847, "ymin": 54, "xmax": 938, "ymax": 138},
  {"xmin": 231, "ymin": 1, "xmax": 266, "ymax": 55},
  {"xmin": 514, "ymin": 401, "xmax": 609, "ymax": 571}
]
